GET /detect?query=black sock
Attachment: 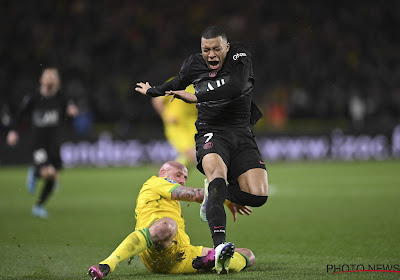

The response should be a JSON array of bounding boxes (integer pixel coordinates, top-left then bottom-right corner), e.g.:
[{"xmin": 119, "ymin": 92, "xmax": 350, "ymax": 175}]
[
  {"xmin": 206, "ymin": 177, "xmax": 227, "ymax": 247},
  {"xmin": 37, "ymin": 179, "xmax": 55, "ymax": 206},
  {"xmin": 98, "ymin": 264, "xmax": 110, "ymax": 276}
]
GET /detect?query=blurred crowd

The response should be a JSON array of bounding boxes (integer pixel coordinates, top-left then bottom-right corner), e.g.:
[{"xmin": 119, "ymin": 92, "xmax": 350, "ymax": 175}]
[{"xmin": 1, "ymin": 0, "xmax": 399, "ymax": 136}]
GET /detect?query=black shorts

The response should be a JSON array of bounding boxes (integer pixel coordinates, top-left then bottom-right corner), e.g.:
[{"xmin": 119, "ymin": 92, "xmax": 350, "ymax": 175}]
[
  {"xmin": 195, "ymin": 128, "xmax": 266, "ymax": 183},
  {"xmin": 32, "ymin": 145, "xmax": 62, "ymax": 176}
]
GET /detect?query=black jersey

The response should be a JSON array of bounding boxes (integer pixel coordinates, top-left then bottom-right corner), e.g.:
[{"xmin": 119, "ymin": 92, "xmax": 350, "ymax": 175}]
[
  {"xmin": 147, "ymin": 42, "xmax": 262, "ymax": 130},
  {"xmin": 12, "ymin": 91, "xmax": 70, "ymax": 148}
]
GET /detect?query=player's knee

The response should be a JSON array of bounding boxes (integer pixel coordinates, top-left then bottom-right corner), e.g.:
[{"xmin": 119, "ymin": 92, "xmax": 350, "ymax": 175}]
[
  {"xmin": 228, "ymin": 186, "xmax": 268, "ymax": 207},
  {"xmin": 248, "ymin": 194, "xmax": 268, "ymax": 207},
  {"xmin": 40, "ymin": 166, "xmax": 57, "ymax": 180},
  {"xmin": 150, "ymin": 218, "xmax": 177, "ymax": 243},
  {"xmin": 208, "ymin": 178, "xmax": 227, "ymax": 204},
  {"xmin": 158, "ymin": 220, "xmax": 177, "ymax": 240},
  {"xmin": 246, "ymin": 249, "xmax": 256, "ymax": 267}
]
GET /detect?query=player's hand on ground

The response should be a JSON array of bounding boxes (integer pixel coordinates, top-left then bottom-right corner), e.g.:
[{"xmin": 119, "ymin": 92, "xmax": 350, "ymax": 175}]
[
  {"xmin": 165, "ymin": 90, "xmax": 197, "ymax": 103},
  {"xmin": 6, "ymin": 130, "xmax": 19, "ymax": 146},
  {"xmin": 227, "ymin": 201, "xmax": 252, "ymax": 222},
  {"xmin": 135, "ymin": 82, "xmax": 152, "ymax": 95}
]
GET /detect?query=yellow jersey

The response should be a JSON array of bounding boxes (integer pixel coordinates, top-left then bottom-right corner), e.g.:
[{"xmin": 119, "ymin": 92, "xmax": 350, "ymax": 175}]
[
  {"xmin": 135, "ymin": 175, "xmax": 202, "ymax": 274},
  {"xmin": 135, "ymin": 176, "xmax": 185, "ymax": 231}
]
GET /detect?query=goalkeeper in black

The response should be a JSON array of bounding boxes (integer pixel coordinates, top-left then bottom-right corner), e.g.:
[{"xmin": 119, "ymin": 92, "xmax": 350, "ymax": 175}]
[{"xmin": 136, "ymin": 26, "xmax": 268, "ymax": 273}]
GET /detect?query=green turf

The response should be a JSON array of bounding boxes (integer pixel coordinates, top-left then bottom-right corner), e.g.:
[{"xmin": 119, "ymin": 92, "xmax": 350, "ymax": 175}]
[{"xmin": 1, "ymin": 161, "xmax": 400, "ymax": 280}]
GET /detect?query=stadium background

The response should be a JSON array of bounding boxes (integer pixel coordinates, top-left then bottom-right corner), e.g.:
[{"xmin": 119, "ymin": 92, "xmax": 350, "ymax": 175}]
[
  {"xmin": 0, "ymin": 1, "xmax": 400, "ymax": 279},
  {"xmin": 1, "ymin": 0, "xmax": 400, "ymax": 165}
]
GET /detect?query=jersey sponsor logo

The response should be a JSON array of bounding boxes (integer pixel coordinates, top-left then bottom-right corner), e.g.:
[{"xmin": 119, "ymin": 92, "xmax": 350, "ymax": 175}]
[
  {"xmin": 33, "ymin": 109, "xmax": 60, "ymax": 127},
  {"xmin": 206, "ymin": 78, "xmax": 225, "ymax": 91},
  {"xmin": 164, "ymin": 177, "xmax": 177, "ymax": 184},
  {"xmin": 203, "ymin": 142, "xmax": 213, "ymax": 150},
  {"xmin": 233, "ymin": 52, "xmax": 247, "ymax": 60}
]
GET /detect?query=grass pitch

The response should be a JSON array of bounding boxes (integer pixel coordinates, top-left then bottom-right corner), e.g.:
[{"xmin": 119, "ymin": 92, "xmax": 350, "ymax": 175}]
[{"xmin": 0, "ymin": 161, "xmax": 399, "ymax": 280}]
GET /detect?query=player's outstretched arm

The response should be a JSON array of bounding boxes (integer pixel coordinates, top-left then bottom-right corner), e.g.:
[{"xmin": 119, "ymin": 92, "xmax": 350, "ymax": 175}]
[
  {"xmin": 171, "ymin": 186, "xmax": 204, "ymax": 203},
  {"xmin": 165, "ymin": 90, "xmax": 198, "ymax": 103},
  {"xmin": 136, "ymin": 77, "xmax": 189, "ymax": 98}
]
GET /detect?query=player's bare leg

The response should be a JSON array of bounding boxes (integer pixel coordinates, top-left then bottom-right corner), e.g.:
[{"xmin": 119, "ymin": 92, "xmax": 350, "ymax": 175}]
[
  {"xmin": 148, "ymin": 217, "xmax": 177, "ymax": 250},
  {"xmin": 226, "ymin": 168, "xmax": 268, "ymax": 207},
  {"xmin": 88, "ymin": 218, "xmax": 176, "ymax": 279},
  {"xmin": 237, "ymin": 168, "xmax": 268, "ymax": 196},
  {"xmin": 32, "ymin": 165, "xmax": 59, "ymax": 218}
]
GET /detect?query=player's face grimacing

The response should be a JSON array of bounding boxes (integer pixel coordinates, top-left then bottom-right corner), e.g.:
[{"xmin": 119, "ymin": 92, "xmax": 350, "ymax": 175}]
[
  {"xmin": 165, "ymin": 166, "xmax": 188, "ymax": 186},
  {"xmin": 201, "ymin": 36, "xmax": 230, "ymax": 72}
]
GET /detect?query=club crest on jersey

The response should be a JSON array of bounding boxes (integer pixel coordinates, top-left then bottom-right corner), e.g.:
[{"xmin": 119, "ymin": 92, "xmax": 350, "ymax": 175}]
[
  {"xmin": 164, "ymin": 178, "xmax": 177, "ymax": 184},
  {"xmin": 209, "ymin": 71, "xmax": 217, "ymax": 77},
  {"xmin": 233, "ymin": 52, "xmax": 247, "ymax": 60},
  {"xmin": 203, "ymin": 142, "xmax": 213, "ymax": 150}
]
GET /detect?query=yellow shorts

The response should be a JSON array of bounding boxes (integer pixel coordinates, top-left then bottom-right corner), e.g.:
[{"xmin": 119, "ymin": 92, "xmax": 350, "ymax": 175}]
[{"xmin": 139, "ymin": 226, "xmax": 203, "ymax": 274}]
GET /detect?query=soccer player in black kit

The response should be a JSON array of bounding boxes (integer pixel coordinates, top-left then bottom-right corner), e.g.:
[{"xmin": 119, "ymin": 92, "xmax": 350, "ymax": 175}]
[
  {"xmin": 6, "ymin": 68, "xmax": 78, "ymax": 219},
  {"xmin": 136, "ymin": 26, "xmax": 268, "ymax": 273}
]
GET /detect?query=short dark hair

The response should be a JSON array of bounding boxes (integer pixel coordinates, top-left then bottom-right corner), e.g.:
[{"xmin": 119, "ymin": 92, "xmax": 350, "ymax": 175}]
[{"xmin": 201, "ymin": 26, "xmax": 228, "ymax": 41}]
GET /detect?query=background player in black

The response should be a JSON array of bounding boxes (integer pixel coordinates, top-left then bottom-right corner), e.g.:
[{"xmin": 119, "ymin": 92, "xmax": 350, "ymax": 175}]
[
  {"xmin": 6, "ymin": 68, "xmax": 78, "ymax": 218},
  {"xmin": 136, "ymin": 26, "xmax": 268, "ymax": 272}
]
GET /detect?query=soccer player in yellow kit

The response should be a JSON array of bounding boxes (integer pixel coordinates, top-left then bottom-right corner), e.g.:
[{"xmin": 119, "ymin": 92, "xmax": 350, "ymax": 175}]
[
  {"xmin": 152, "ymin": 82, "xmax": 197, "ymax": 166},
  {"xmin": 88, "ymin": 161, "xmax": 255, "ymax": 279}
]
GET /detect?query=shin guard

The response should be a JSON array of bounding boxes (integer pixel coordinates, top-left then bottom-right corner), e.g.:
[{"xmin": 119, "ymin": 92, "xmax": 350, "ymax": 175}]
[{"xmin": 206, "ymin": 178, "xmax": 228, "ymax": 247}]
